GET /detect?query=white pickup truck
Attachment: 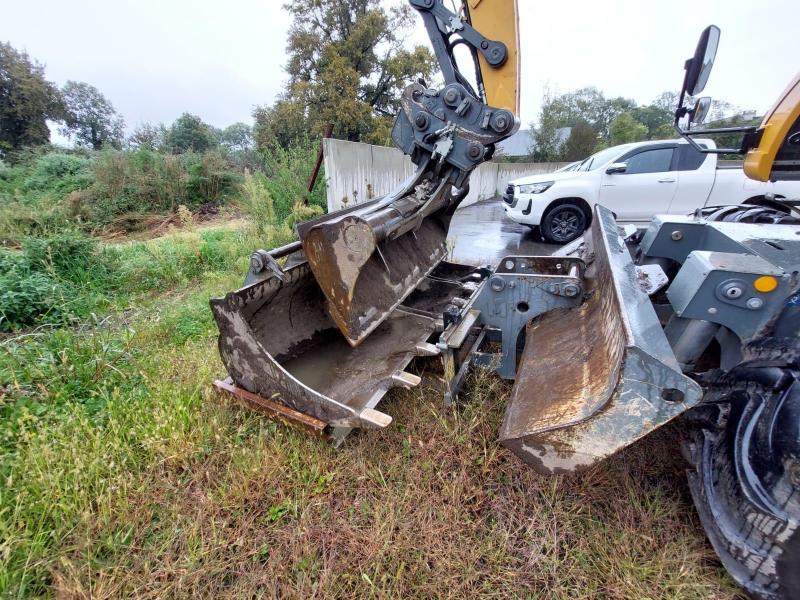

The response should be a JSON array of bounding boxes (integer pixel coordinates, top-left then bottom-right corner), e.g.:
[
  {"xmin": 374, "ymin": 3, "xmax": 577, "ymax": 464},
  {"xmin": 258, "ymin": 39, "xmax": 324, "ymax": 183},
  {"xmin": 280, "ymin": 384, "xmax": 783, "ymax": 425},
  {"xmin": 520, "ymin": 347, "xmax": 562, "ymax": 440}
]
[{"xmin": 503, "ymin": 138, "xmax": 800, "ymax": 243}]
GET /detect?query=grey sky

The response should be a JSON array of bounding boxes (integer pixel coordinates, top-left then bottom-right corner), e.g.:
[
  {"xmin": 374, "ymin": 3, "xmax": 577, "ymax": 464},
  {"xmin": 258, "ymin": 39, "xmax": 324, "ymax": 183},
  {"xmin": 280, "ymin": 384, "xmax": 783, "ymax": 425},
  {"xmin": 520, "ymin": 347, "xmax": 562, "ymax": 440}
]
[{"xmin": 2, "ymin": 0, "xmax": 797, "ymax": 139}]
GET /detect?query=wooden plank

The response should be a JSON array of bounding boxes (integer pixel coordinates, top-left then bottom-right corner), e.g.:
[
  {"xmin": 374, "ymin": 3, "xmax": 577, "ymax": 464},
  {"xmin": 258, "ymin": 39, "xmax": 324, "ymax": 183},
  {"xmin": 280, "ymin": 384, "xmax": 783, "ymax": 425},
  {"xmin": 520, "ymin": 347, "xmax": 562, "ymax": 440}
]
[{"xmin": 213, "ymin": 378, "xmax": 328, "ymax": 437}]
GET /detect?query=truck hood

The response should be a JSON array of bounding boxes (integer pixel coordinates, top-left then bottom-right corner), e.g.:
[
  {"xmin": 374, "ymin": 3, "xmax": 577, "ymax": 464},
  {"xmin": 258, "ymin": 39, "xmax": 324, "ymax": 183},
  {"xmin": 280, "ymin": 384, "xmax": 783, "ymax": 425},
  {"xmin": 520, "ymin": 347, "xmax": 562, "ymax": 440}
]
[{"xmin": 510, "ymin": 170, "xmax": 589, "ymax": 187}]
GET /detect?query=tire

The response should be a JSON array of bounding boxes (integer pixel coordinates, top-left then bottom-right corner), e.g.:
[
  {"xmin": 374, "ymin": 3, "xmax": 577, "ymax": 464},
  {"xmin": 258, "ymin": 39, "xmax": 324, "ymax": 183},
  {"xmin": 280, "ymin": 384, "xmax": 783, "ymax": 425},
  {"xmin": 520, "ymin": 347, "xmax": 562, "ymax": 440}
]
[
  {"xmin": 541, "ymin": 203, "xmax": 587, "ymax": 244},
  {"xmin": 685, "ymin": 374, "xmax": 800, "ymax": 600}
]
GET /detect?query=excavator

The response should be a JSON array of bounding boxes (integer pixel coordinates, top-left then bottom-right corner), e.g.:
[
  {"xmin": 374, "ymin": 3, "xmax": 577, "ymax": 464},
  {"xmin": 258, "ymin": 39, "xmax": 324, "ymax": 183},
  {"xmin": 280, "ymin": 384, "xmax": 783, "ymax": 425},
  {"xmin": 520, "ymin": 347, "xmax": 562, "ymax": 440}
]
[{"xmin": 210, "ymin": 2, "xmax": 800, "ymax": 598}]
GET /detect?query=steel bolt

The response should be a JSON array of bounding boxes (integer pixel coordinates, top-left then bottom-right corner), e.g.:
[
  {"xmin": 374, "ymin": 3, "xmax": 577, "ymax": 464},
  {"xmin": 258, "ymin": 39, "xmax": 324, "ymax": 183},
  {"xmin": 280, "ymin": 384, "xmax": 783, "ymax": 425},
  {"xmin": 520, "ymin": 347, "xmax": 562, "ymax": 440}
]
[
  {"xmin": 671, "ymin": 230, "xmax": 683, "ymax": 241},
  {"xmin": 414, "ymin": 112, "xmax": 430, "ymax": 130},
  {"xmin": 491, "ymin": 110, "xmax": 514, "ymax": 134},
  {"xmin": 480, "ymin": 41, "xmax": 489, "ymax": 49},
  {"xmin": 708, "ymin": 307, "xmax": 718, "ymax": 315},
  {"xmin": 746, "ymin": 297, "xmax": 764, "ymax": 310},
  {"xmin": 443, "ymin": 87, "xmax": 460, "ymax": 107},
  {"xmin": 467, "ymin": 142, "xmax": 484, "ymax": 160},
  {"xmin": 563, "ymin": 284, "xmax": 580, "ymax": 298}
]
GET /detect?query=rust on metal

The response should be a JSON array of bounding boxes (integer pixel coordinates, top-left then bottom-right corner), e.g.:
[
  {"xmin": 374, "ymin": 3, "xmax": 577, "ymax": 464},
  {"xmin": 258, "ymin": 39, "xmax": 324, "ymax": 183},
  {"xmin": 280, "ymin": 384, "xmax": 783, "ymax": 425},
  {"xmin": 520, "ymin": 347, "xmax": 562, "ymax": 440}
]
[
  {"xmin": 213, "ymin": 378, "xmax": 328, "ymax": 437},
  {"xmin": 208, "ymin": 257, "xmax": 480, "ymax": 438},
  {"xmin": 298, "ymin": 169, "xmax": 459, "ymax": 346},
  {"xmin": 499, "ymin": 205, "xmax": 702, "ymax": 473}
]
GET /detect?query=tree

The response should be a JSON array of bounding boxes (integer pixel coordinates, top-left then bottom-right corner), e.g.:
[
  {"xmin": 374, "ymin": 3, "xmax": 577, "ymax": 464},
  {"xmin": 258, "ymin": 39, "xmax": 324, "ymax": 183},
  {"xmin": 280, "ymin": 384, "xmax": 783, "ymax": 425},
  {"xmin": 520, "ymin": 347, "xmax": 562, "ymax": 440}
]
[
  {"xmin": 165, "ymin": 113, "xmax": 217, "ymax": 153},
  {"xmin": 630, "ymin": 104, "xmax": 673, "ymax": 139},
  {"xmin": 652, "ymin": 91, "xmax": 679, "ymax": 114},
  {"xmin": 219, "ymin": 122, "xmax": 254, "ymax": 154},
  {"xmin": 532, "ymin": 87, "xmax": 636, "ymax": 161},
  {"xmin": 59, "ymin": 81, "xmax": 125, "ymax": 149},
  {"xmin": 127, "ymin": 122, "xmax": 167, "ymax": 150},
  {"xmin": 254, "ymin": 0, "xmax": 436, "ymax": 148},
  {"xmin": 609, "ymin": 112, "xmax": 648, "ymax": 145},
  {"xmin": 562, "ymin": 119, "xmax": 599, "ymax": 161},
  {"xmin": 0, "ymin": 42, "xmax": 65, "ymax": 155}
]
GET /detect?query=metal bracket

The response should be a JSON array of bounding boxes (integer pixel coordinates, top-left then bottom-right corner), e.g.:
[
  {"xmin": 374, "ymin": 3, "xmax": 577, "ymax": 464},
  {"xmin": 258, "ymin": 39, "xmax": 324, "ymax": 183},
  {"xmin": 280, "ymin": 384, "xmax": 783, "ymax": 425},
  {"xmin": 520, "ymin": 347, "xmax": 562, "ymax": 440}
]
[{"xmin": 469, "ymin": 256, "xmax": 585, "ymax": 379}]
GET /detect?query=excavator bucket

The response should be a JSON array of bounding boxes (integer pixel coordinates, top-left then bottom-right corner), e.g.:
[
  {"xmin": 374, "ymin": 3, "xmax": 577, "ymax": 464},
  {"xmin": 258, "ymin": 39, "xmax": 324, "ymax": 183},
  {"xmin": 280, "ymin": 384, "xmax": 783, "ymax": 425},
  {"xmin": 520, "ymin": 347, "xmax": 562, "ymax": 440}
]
[
  {"xmin": 498, "ymin": 205, "xmax": 703, "ymax": 473},
  {"xmin": 210, "ymin": 258, "xmax": 440, "ymax": 433},
  {"xmin": 297, "ymin": 168, "xmax": 454, "ymax": 346}
]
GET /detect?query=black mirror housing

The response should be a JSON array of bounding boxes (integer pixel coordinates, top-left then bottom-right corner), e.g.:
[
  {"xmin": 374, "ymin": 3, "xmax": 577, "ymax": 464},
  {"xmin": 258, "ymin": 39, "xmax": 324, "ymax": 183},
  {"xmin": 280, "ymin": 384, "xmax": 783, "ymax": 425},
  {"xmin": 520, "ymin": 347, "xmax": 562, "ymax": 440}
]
[
  {"xmin": 690, "ymin": 96, "xmax": 712, "ymax": 126},
  {"xmin": 685, "ymin": 25, "xmax": 720, "ymax": 97}
]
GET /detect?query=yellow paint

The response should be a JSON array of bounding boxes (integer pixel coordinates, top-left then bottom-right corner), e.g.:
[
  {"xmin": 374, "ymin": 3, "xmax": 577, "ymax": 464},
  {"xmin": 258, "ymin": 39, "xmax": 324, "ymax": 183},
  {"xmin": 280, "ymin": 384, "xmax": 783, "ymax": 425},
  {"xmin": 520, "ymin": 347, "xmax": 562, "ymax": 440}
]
[
  {"xmin": 744, "ymin": 73, "xmax": 800, "ymax": 182},
  {"xmin": 753, "ymin": 276, "xmax": 779, "ymax": 293},
  {"xmin": 466, "ymin": 0, "xmax": 519, "ymax": 115}
]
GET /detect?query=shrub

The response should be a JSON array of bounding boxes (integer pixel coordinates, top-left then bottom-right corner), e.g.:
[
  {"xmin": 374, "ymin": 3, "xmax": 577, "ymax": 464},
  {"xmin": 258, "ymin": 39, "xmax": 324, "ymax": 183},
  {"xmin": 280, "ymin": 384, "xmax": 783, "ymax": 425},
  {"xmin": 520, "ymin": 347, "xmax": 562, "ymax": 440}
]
[
  {"xmin": 0, "ymin": 254, "xmax": 66, "ymax": 331},
  {"xmin": 239, "ymin": 171, "xmax": 298, "ymax": 247},
  {"xmin": 184, "ymin": 151, "xmax": 241, "ymax": 205},
  {"xmin": 0, "ymin": 233, "xmax": 114, "ymax": 331},
  {"xmin": 87, "ymin": 149, "xmax": 241, "ymax": 230},
  {"xmin": 261, "ymin": 137, "xmax": 327, "ymax": 223},
  {"xmin": 23, "ymin": 152, "xmax": 94, "ymax": 196}
]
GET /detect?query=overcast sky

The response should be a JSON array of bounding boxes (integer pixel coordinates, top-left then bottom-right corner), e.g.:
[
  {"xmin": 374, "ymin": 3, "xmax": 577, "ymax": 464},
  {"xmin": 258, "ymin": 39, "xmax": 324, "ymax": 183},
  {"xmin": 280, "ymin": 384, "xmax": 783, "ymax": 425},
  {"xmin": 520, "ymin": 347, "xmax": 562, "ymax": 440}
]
[{"xmin": 2, "ymin": 0, "xmax": 797, "ymax": 140}]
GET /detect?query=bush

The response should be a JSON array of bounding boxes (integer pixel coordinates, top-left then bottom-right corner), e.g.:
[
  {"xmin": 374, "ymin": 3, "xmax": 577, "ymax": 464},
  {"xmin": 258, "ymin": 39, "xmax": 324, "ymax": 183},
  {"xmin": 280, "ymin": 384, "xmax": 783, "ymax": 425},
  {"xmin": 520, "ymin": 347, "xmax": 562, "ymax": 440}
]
[
  {"xmin": 23, "ymin": 152, "xmax": 94, "ymax": 196},
  {"xmin": 0, "ymin": 232, "xmax": 114, "ymax": 331},
  {"xmin": 0, "ymin": 254, "xmax": 66, "ymax": 331},
  {"xmin": 261, "ymin": 137, "xmax": 327, "ymax": 222},
  {"xmin": 86, "ymin": 149, "xmax": 241, "ymax": 230},
  {"xmin": 239, "ymin": 171, "xmax": 319, "ymax": 248}
]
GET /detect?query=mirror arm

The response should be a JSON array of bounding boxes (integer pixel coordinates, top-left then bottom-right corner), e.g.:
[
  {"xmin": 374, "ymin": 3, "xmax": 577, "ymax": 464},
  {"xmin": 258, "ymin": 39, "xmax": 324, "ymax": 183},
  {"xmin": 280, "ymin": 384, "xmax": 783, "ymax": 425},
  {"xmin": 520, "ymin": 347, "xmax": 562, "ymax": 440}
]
[
  {"xmin": 685, "ymin": 125, "xmax": 758, "ymax": 135},
  {"xmin": 673, "ymin": 123, "xmax": 758, "ymax": 155}
]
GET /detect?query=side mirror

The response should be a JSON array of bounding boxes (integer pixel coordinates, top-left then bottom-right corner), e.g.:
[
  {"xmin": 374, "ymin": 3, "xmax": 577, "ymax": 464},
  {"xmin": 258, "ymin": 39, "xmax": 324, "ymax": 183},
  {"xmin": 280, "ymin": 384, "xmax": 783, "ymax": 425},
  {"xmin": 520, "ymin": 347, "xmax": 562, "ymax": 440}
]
[
  {"xmin": 606, "ymin": 162, "xmax": 627, "ymax": 174},
  {"xmin": 690, "ymin": 96, "xmax": 712, "ymax": 126},
  {"xmin": 685, "ymin": 25, "xmax": 720, "ymax": 96}
]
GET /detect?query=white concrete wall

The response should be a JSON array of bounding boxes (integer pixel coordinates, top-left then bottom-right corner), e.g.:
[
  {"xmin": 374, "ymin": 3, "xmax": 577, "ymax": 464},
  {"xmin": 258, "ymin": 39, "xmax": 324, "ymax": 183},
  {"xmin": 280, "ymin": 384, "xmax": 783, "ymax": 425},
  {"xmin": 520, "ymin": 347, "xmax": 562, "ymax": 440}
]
[{"xmin": 323, "ymin": 138, "xmax": 568, "ymax": 212}]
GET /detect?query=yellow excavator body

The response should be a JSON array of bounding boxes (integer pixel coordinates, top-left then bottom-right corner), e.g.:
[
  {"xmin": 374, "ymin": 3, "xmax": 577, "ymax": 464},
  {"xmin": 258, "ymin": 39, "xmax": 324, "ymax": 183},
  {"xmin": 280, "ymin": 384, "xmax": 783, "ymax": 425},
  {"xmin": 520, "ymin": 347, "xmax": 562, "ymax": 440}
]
[
  {"xmin": 466, "ymin": 0, "xmax": 520, "ymax": 114},
  {"xmin": 744, "ymin": 73, "xmax": 800, "ymax": 182}
]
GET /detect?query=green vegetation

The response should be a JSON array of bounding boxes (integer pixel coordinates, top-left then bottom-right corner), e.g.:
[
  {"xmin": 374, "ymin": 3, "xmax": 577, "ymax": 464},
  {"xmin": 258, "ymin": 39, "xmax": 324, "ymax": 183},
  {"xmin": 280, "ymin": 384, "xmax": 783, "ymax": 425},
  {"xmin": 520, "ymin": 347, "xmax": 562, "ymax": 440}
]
[
  {"xmin": 0, "ymin": 13, "xmax": 741, "ymax": 598},
  {"xmin": 253, "ymin": 0, "xmax": 436, "ymax": 148},
  {"xmin": 0, "ymin": 263, "xmax": 739, "ymax": 596},
  {"xmin": 531, "ymin": 87, "xmax": 759, "ymax": 162}
]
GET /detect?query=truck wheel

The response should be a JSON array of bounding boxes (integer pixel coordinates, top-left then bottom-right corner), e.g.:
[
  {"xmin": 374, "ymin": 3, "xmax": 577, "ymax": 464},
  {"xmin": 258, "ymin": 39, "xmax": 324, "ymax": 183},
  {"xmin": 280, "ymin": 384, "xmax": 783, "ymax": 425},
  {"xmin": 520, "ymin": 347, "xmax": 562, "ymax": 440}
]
[
  {"xmin": 541, "ymin": 203, "xmax": 586, "ymax": 244},
  {"xmin": 686, "ymin": 375, "xmax": 800, "ymax": 600}
]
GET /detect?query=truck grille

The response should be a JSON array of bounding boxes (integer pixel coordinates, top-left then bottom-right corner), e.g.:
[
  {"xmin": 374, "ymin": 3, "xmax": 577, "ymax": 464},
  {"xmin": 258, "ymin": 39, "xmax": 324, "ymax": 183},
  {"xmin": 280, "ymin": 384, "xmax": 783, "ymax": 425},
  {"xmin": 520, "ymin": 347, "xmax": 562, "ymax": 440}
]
[{"xmin": 503, "ymin": 184, "xmax": 517, "ymax": 207}]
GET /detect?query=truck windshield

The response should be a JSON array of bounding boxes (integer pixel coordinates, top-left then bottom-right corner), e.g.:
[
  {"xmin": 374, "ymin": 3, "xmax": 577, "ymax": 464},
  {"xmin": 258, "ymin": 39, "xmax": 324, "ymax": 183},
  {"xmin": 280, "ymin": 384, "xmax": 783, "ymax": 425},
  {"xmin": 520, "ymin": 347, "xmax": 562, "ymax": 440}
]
[{"xmin": 576, "ymin": 145, "xmax": 632, "ymax": 171}]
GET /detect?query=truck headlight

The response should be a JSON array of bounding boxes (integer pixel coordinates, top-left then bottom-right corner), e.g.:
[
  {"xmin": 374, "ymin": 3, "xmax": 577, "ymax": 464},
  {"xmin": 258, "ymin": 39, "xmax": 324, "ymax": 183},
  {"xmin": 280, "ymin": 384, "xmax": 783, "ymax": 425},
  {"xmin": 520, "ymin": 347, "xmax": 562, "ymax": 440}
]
[{"xmin": 518, "ymin": 181, "xmax": 554, "ymax": 194}]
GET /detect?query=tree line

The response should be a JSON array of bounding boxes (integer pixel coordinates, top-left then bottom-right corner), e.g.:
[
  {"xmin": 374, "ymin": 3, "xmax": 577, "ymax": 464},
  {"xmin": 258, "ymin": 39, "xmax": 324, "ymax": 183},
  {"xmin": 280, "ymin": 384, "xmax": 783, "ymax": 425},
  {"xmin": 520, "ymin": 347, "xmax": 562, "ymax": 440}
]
[
  {"xmin": 1, "ymin": 0, "xmax": 434, "ymax": 161},
  {"xmin": 530, "ymin": 86, "xmax": 760, "ymax": 162},
  {"xmin": 0, "ymin": 40, "xmax": 257, "ymax": 160},
  {"xmin": 3, "ymin": 0, "xmax": 760, "ymax": 167}
]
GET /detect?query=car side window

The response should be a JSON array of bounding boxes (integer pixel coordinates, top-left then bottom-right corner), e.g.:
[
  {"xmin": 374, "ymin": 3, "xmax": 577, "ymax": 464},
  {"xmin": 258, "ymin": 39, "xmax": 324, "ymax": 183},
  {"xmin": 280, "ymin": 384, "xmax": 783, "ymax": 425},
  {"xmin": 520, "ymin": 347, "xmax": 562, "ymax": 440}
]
[
  {"xmin": 677, "ymin": 144, "xmax": 709, "ymax": 170},
  {"xmin": 623, "ymin": 148, "xmax": 674, "ymax": 174}
]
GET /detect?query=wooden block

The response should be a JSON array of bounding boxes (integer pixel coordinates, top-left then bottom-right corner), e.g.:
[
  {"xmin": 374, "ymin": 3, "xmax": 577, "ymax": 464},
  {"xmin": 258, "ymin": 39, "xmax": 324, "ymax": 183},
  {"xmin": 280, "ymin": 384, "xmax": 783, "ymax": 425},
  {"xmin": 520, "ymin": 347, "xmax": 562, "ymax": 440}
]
[{"xmin": 213, "ymin": 378, "xmax": 328, "ymax": 437}]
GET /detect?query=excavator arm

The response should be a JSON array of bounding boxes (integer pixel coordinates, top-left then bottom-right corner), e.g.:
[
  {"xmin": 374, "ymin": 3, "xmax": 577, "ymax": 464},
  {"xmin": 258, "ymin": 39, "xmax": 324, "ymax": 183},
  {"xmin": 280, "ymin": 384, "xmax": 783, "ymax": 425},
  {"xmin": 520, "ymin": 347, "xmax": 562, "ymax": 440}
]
[{"xmin": 297, "ymin": 0, "xmax": 521, "ymax": 345}]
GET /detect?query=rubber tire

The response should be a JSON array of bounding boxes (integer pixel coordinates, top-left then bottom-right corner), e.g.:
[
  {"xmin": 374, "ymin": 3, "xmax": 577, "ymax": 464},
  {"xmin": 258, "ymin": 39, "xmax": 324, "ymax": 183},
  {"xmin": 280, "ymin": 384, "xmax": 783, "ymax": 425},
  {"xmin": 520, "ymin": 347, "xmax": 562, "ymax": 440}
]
[
  {"xmin": 541, "ymin": 203, "xmax": 587, "ymax": 244},
  {"xmin": 686, "ymin": 389, "xmax": 800, "ymax": 600}
]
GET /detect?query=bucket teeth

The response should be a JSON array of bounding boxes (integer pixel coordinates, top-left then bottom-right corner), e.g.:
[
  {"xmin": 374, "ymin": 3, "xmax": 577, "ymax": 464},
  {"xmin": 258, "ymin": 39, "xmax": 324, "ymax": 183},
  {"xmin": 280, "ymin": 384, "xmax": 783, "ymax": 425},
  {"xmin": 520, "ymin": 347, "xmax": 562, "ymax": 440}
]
[{"xmin": 391, "ymin": 371, "xmax": 422, "ymax": 388}]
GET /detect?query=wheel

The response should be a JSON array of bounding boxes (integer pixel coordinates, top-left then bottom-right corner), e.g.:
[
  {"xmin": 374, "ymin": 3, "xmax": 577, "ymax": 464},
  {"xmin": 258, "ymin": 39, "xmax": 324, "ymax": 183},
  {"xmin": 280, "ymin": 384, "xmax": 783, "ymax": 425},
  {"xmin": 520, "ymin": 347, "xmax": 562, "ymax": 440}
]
[
  {"xmin": 685, "ymin": 372, "xmax": 800, "ymax": 599},
  {"xmin": 541, "ymin": 203, "xmax": 586, "ymax": 244}
]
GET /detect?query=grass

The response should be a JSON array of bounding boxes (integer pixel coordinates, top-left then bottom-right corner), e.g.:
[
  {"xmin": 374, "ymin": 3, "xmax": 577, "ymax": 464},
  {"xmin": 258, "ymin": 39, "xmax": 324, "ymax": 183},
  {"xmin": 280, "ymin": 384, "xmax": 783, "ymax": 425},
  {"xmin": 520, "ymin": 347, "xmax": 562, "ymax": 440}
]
[{"xmin": 0, "ymin": 221, "xmax": 742, "ymax": 599}]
